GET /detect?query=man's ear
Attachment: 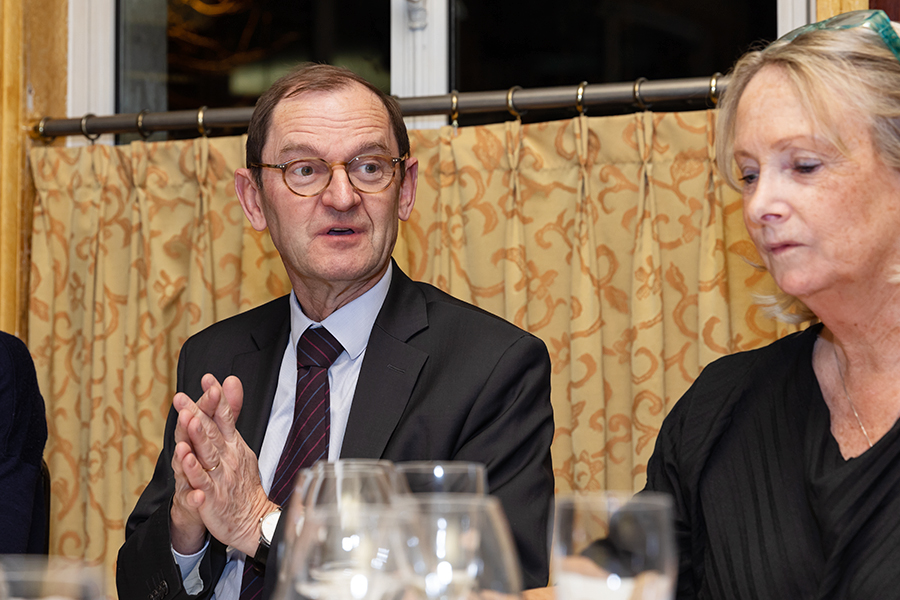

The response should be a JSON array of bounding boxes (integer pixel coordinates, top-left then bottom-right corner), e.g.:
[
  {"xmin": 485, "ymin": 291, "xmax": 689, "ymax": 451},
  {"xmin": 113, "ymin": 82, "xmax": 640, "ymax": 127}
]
[
  {"xmin": 398, "ymin": 157, "xmax": 418, "ymax": 222},
  {"xmin": 234, "ymin": 168, "xmax": 268, "ymax": 231}
]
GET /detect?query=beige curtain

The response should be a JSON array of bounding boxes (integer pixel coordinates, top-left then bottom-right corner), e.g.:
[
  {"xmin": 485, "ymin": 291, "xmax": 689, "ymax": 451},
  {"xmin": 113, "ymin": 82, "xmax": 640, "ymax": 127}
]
[{"xmin": 29, "ymin": 111, "xmax": 796, "ymax": 595}]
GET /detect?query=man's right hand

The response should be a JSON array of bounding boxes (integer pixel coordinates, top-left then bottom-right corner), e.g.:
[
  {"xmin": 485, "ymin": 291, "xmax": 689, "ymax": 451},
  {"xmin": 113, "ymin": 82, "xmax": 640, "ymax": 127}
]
[
  {"xmin": 169, "ymin": 375, "xmax": 276, "ymax": 558},
  {"xmin": 169, "ymin": 374, "xmax": 245, "ymax": 554}
]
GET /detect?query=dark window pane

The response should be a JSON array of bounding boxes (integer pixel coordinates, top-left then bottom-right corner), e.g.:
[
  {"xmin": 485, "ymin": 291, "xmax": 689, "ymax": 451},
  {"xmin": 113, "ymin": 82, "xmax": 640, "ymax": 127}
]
[
  {"xmin": 452, "ymin": 0, "xmax": 776, "ymax": 124},
  {"xmin": 117, "ymin": 0, "xmax": 390, "ymax": 140}
]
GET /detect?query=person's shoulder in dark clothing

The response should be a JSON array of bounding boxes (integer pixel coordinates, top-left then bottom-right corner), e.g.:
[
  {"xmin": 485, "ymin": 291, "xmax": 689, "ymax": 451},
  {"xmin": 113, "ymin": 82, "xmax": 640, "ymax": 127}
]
[{"xmin": 0, "ymin": 331, "xmax": 49, "ymax": 554}]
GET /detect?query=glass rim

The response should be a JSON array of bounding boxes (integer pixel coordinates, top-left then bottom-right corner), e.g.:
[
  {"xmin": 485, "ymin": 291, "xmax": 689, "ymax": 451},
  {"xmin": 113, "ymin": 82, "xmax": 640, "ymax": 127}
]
[
  {"xmin": 394, "ymin": 460, "xmax": 486, "ymax": 471},
  {"xmin": 553, "ymin": 490, "xmax": 673, "ymax": 509},
  {"xmin": 308, "ymin": 458, "xmax": 397, "ymax": 472}
]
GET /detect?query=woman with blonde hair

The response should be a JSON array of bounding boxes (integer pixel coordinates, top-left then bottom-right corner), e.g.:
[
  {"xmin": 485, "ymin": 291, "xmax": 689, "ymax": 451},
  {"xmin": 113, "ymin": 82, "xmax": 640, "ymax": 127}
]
[{"xmin": 644, "ymin": 10, "xmax": 900, "ymax": 598}]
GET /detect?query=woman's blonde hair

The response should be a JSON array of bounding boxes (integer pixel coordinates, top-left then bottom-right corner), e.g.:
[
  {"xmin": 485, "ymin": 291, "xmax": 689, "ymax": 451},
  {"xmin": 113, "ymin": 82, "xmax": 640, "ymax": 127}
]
[{"xmin": 716, "ymin": 23, "xmax": 900, "ymax": 323}]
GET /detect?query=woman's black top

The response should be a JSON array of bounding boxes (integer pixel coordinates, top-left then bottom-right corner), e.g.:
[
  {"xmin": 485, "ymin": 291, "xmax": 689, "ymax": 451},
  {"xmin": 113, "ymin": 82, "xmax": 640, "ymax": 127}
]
[{"xmin": 645, "ymin": 323, "xmax": 900, "ymax": 599}]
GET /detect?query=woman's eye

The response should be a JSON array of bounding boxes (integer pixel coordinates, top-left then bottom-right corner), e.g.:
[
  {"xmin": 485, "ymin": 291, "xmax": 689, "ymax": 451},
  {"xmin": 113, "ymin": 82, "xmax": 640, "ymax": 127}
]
[
  {"xmin": 739, "ymin": 172, "xmax": 758, "ymax": 185},
  {"xmin": 794, "ymin": 161, "xmax": 821, "ymax": 175}
]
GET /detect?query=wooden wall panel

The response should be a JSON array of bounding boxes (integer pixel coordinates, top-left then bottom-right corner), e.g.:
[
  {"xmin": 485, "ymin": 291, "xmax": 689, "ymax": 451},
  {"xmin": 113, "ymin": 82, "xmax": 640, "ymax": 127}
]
[
  {"xmin": 818, "ymin": 0, "xmax": 869, "ymax": 19},
  {"xmin": 0, "ymin": 0, "xmax": 66, "ymax": 337}
]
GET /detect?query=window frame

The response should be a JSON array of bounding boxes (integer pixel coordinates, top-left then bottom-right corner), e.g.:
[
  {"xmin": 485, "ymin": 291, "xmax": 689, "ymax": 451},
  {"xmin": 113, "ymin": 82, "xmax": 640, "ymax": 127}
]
[{"xmin": 73, "ymin": 0, "xmax": 812, "ymax": 143}]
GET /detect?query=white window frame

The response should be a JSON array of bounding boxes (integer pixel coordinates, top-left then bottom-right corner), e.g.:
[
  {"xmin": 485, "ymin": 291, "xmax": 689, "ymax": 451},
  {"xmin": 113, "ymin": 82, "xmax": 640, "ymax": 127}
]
[
  {"xmin": 72, "ymin": 0, "xmax": 809, "ymax": 142},
  {"xmin": 778, "ymin": 0, "xmax": 817, "ymax": 37},
  {"xmin": 68, "ymin": 0, "xmax": 116, "ymax": 146},
  {"xmin": 390, "ymin": 0, "xmax": 449, "ymax": 131}
]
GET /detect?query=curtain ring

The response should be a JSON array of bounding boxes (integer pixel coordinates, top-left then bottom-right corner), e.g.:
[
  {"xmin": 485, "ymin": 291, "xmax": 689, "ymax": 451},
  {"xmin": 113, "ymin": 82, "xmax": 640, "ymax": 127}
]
[
  {"xmin": 80, "ymin": 113, "xmax": 100, "ymax": 142},
  {"xmin": 449, "ymin": 89, "xmax": 459, "ymax": 134},
  {"xmin": 575, "ymin": 81, "xmax": 588, "ymax": 115},
  {"xmin": 506, "ymin": 85, "xmax": 523, "ymax": 119},
  {"xmin": 136, "ymin": 109, "xmax": 151, "ymax": 139},
  {"xmin": 197, "ymin": 106, "xmax": 209, "ymax": 137},
  {"xmin": 449, "ymin": 89, "xmax": 459, "ymax": 121},
  {"xmin": 36, "ymin": 117, "xmax": 55, "ymax": 141},
  {"xmin": 632, "ymin": 77, "xmax": 649, "ymax": 110},
  {"xmin": 709, "ymin": 72, "xmax": 722, "ymax": 107}
]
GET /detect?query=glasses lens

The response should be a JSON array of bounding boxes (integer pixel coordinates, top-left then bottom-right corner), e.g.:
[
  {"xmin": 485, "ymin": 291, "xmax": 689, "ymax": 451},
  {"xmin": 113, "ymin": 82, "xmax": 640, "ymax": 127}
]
[
  {"xmin": 347, "ymin": 155, "xmax": 397, "ymax": 193},
  {"xmin": 284, "ymin": 158, "xmax": 331, "ymax": 195}
]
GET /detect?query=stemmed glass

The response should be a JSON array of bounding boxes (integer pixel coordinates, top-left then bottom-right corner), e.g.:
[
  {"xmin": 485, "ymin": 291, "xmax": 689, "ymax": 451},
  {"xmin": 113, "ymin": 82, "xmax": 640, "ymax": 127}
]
[
  {"xmin": 0, "ymin": 555, "xmax": 104, "ymax": 600},
  {"xmin": 394, "ymin": 461, "xmax": 487, "ymax": 495},
  {"xmin": 406, "ymin": 493, "xmax": 522, "ymax": 600},
  {"xmin": 275, "ymin": 460, "xmax": 405, "ymax": 600},
  {"xmin": 280, "ymin": 502, "xmax": 421, "ymax": 600},
  {"xmin": 552, "ymin": 492, "xmax": 676, "ymax": 600}
]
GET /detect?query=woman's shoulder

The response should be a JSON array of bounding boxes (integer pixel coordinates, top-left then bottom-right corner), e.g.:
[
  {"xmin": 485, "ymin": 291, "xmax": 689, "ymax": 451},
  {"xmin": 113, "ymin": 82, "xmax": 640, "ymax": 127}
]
[
  {"xmin": 646, "ymin": 323, "xmax": 821, "ymax": 500},
  {"xmin": 688, "ymin": 323, "xmax": 821, "ymax": 404},
  {"xmin": 655, "ymin": 323, "xmax": 821, "ymax": 462}
]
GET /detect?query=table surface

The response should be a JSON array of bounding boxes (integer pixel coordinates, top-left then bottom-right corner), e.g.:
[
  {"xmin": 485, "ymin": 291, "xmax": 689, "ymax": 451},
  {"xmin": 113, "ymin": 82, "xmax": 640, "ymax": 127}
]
[{"xmin": 523, "ymin": 587, "xmax": 554, "ymax": 600}]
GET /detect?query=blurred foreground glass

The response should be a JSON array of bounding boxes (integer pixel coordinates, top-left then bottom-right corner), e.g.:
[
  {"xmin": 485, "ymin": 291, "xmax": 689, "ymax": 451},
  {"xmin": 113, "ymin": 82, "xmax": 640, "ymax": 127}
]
[
  {"xmin": 0, "ymin": 556, "xmax": 103, "ymax": 600},
  {"xmin": 409, "ymin": 494, "xmax": 522, "ymax": 600},
  {"xmin": 552, "ymin": 492, "xmax": 675, "ymax": 600},
  {"xmin": 395, "ymin": 462, "xmax": 487, "ymax": 494},
  {"xmin": 278, "ymin": 503, "xmax": 419, "ymax": 600},
  {"xmin": 276, "ymin": 460, "xmax": 406, "ymax": 600}
]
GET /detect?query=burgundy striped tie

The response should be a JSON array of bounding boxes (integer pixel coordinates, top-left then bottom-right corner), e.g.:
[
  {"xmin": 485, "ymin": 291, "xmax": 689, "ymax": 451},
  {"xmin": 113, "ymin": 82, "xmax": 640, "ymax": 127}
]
[{"xmin": 239, "ymin": 326, "xmax": 343, "ymax": 600}]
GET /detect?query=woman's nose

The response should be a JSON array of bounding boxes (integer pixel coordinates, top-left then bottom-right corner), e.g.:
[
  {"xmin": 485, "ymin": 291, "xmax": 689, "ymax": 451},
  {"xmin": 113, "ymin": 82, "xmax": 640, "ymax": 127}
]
[{"xmin": 743, "ymin": 170, "xmax": 788, "ymax": 225}]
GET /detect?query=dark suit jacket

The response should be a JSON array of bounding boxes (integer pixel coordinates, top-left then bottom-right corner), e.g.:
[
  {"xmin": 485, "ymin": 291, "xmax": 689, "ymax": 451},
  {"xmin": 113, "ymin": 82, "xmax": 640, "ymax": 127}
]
[
  {"xmin": 117, "ymin": 264, "xmax": 554, "ymax": 600},
  {"xmin": 0, "ymin": 331, "xmax": 48, "ymax": 554}
]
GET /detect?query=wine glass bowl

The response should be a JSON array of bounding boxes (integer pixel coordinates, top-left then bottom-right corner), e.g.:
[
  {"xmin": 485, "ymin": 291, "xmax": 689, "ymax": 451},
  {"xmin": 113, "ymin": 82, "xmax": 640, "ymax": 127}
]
[
  {"xmin": 409, "ymin": 494, "xmax": 522, "ymax": 600},
  {"xmin": 279, "ymin": 503, "xmax": 419, "ymax": 600},
  {"xmin": 276, "ymin": 460, "xmax": 405, "ymax": 600},
  {"xmin": 0, "ymin": 556, "xmax": 104, "ymax": 600},
  {"xmin": 552, "ymin": 492, "xmax": 676, "ymax": 600}
]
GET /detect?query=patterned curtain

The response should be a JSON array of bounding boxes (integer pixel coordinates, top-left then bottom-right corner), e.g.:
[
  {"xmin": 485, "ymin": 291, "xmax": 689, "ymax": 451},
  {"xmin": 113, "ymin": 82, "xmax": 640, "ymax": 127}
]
[{"xmin": 28, "ymin": 111, "xmax": 795, "ymax": 594}]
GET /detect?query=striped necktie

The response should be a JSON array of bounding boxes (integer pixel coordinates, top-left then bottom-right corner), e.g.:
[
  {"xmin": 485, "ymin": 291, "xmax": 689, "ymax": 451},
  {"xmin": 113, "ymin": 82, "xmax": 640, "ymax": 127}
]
[{"xmin": 239, "ymin": 326, "xmax": 343, "ymax": 600}]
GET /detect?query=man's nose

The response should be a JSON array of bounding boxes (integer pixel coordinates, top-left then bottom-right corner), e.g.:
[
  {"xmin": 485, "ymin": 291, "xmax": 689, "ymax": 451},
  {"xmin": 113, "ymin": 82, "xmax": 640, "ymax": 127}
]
[{"xmin": 320, "ymin": 165, "xmax": 361, "ymax": 211}]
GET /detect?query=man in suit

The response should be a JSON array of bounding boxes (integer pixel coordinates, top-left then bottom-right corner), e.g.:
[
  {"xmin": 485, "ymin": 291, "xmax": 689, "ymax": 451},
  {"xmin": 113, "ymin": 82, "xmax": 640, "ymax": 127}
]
[{"xmin": 117, "ymin": 64, "xmax": 554, "ymax": 600}]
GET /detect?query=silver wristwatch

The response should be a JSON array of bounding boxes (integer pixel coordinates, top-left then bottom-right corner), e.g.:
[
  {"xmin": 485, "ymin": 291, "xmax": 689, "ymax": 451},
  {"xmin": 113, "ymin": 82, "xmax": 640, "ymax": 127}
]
[{"xmin": 252, "ymin": 507, "xmax": 282, "ymax": 568}]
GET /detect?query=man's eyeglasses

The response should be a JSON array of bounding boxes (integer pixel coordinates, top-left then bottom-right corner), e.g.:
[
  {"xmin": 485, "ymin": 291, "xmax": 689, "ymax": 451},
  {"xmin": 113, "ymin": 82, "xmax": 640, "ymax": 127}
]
[
  {"xmin": 252, "ymin": 154, "xmax": 408, "ymax": 197},
  {"xmin": 777, "ymin": 9, "xmax": 900, "ymax": 63}
]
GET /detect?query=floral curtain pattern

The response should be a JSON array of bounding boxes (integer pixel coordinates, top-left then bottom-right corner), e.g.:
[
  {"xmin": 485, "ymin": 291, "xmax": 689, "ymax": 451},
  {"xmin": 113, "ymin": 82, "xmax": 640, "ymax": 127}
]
[{"xmin": 28, "ymin": 111, "xmax": 795, "ymax": 594}]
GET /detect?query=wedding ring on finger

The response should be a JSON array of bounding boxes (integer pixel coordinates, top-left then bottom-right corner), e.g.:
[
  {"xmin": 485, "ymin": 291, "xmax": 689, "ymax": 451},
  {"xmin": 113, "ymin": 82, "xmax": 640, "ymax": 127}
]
[{"xmin": 203, "ymin": 462, "xmax": 220, "ymax": 473}]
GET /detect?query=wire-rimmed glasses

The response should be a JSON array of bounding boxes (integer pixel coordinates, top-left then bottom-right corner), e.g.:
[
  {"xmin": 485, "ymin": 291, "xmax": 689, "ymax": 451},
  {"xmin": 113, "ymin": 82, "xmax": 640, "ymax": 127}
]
[
  {"xmin": 252, "ymin": 154, "xmax": 407, "ymax": 197},
  {"xmin": 777, "ymin": 9, "xmax": 900, "ymax": 62}
]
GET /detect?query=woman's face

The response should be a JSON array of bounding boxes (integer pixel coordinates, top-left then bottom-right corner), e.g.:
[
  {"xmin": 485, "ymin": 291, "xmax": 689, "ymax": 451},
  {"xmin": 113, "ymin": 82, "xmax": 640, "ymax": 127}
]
[{"xmin": 733, "ymin": 65, "xmax": 900, "ymax": 305}]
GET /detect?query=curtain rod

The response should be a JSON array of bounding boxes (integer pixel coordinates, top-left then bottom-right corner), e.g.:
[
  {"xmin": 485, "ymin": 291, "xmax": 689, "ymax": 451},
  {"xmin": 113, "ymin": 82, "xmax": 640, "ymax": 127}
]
[{"xmin": 30, "ymin": 74, "xmax": 728, "ymax": 141}]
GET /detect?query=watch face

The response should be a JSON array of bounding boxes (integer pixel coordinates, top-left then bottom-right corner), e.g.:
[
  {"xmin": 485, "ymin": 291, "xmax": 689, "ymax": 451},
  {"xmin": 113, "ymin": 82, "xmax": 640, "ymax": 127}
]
[{"xmin": 261, "ymin": 510, "xmax": 281, "ymax": 544}]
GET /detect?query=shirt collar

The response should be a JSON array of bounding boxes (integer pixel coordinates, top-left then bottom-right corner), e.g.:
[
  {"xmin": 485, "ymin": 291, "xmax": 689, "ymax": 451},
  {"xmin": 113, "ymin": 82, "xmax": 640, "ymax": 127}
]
[{"xmin": 289, "ymin": 262, "xmax": 392, "ymax": 361}]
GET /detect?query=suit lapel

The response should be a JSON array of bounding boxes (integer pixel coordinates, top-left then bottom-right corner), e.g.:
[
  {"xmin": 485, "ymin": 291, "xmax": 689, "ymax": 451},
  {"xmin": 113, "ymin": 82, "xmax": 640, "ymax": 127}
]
[
  {"xmin": 232, "ymin": 296, "xmax": 291, "ymax": 454},
  {"xmin": 340, "ymin": 265, "xmax": 429, "ymax": 458}
]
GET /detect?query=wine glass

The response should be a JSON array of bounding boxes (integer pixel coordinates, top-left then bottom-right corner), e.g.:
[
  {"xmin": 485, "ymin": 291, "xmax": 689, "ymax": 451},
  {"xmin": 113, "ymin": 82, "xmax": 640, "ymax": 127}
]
[
  {"xmin": 394, "ymin": 461, "xmax": 487, "ymax": 494},
  {"xmin": 275, "ymin": 460, "xmax": 406, "ymax": 600},
  {"xmin": 0, "ymin": 555, "xmax": 104, "ymax": 600},
  {"xmin": 277, "ymin": 502, "xmax": 420, "ymax": 600},
  {"xmin": 407, "ymin": 493, "xmax": 522, "ymax": 600},
  {"xmin": 552, "ymin": 492, "xmax": 676, "ymax": 600}
]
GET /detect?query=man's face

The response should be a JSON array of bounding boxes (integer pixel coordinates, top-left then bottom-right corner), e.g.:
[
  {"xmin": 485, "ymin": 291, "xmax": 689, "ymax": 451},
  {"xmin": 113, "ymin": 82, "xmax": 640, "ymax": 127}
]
[{"xmin": 238, "ymin": 82, "xmax": 417, "ymax": 302}]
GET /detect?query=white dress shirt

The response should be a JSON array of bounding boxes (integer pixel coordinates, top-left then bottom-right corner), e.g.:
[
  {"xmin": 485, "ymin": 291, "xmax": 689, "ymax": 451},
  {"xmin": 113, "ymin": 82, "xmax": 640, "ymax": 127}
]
[{"xmin": 173, "ymin": 264, "xmax": 393, "ymax": 599}]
